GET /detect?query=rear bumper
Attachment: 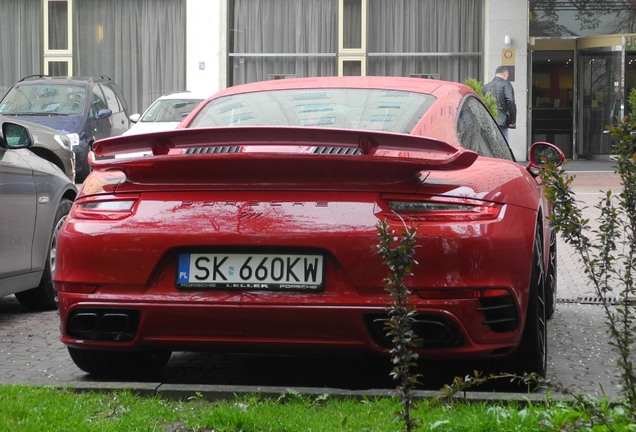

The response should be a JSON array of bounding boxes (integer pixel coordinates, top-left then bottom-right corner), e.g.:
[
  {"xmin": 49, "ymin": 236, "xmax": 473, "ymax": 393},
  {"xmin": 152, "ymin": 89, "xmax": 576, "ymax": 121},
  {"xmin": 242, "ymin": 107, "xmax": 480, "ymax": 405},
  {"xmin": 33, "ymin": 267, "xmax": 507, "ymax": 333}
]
[{"xmin": 58, "ymin": 294, "xmax": 521, "ymax": 359}]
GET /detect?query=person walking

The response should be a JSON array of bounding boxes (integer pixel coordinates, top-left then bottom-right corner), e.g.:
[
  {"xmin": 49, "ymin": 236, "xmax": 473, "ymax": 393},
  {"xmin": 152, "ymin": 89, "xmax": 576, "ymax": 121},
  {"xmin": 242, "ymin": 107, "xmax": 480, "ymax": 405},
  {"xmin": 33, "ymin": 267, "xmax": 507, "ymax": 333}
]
[{"xmin": 483, "ymin": 65, "xmax": 517, "ymax": 141}]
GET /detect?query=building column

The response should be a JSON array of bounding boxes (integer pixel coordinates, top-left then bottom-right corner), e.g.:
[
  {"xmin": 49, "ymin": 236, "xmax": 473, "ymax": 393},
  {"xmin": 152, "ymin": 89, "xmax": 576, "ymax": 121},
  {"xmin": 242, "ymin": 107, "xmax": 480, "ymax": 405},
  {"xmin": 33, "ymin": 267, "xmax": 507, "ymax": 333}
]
[
  {"xmin": 484, "ymin": 0, "xmax": 529, "ymax": 161},
  {"xmin": 186, "ymin": 0, "xmax": 226, "ymax": 95}
]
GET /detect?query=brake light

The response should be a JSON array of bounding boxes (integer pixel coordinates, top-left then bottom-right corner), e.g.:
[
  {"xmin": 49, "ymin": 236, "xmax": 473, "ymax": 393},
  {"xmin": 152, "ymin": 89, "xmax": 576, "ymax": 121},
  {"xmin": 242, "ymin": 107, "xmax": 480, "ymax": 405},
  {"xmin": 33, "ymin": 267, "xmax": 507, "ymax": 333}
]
[
  {"xmin": 71, "ymin": 195, "xmax": 138, "ymax": 220},
  {"xmin": 383, "ymin": 197, "xmax": 502, "ymax": 222}
]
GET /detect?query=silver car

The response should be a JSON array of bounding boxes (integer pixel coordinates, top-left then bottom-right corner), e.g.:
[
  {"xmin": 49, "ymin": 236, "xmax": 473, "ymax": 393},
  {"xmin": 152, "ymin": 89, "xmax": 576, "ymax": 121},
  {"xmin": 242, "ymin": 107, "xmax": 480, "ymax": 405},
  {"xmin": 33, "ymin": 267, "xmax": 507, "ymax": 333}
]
[
  {"xmin": 0, "ymin": 121, "xmax": 76, "ymax": 310},
  {"xmin": 0, "ymin": 116, "xmax": 75, "ymax": 182}
]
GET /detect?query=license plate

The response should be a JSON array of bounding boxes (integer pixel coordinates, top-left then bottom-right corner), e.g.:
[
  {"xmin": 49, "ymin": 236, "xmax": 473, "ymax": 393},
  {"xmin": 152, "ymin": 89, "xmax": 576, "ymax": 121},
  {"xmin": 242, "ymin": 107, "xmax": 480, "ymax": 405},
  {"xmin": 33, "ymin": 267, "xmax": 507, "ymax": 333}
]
[{"xmin": 177, "ymin": 253, "xmax": 325, "ymax": 290}]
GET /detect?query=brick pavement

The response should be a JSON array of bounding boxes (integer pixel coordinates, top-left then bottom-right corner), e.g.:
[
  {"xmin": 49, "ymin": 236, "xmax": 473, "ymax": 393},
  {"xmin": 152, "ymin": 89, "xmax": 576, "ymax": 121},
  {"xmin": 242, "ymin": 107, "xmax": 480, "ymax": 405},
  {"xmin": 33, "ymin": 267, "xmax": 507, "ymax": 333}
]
[{"xmin": 0, "ymin": 162, "xmax": 630, "ymax": 400}]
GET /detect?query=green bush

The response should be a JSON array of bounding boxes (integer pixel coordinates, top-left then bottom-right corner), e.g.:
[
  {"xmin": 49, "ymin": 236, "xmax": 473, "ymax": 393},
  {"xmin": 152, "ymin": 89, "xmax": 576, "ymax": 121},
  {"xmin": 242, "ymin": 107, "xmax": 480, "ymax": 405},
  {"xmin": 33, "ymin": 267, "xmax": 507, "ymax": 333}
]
[
  {"xmin": 464, "ymin": 77, "xmax": 498, "ymax": 118},
  {"xmin": 539, "ymin": 115, "xmax": 636, "ymax": 423}
]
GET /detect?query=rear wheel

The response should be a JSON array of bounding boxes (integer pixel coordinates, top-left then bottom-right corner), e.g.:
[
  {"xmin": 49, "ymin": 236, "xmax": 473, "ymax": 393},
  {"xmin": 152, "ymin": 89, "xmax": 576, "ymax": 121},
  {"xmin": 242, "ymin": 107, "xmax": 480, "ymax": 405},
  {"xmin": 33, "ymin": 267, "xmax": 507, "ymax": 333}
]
[
  {"xmin": 67, "ymin": 347, "xmax": 172, "ymax": 377},
  {"xmin": 15, "ymin": 198, "xmax": 72, "ymax": 311},
  {"xmin": 515, "ymin": 224, "xmax": 548, "ymax": 376},
  {"xmin": 545, "ymin": 231, "xmax": 557, "ymax": 320}
]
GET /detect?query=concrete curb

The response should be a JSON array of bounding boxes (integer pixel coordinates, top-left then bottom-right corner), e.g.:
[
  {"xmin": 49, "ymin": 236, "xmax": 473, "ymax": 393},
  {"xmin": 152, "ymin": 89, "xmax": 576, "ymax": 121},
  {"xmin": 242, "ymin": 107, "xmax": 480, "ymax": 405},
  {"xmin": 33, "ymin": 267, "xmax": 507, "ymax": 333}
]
[{"xmin": 17, "ymin": 380, "xmax": 587, "ymax": 405}]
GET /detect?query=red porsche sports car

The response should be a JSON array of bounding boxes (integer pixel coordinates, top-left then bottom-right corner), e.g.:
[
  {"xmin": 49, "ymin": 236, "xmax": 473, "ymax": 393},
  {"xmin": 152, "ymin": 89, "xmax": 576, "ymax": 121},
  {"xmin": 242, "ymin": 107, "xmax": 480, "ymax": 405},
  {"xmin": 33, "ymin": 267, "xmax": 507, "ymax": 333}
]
[{"xmin": 54, "ymin": 76, "xmax": 565, "ymax": 377}]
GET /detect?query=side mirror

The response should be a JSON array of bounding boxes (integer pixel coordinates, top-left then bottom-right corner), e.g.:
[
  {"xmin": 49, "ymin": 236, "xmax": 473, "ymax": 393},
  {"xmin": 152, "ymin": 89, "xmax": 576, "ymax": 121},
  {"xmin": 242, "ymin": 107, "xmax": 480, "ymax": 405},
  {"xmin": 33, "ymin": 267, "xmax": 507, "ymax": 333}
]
[
  {"xmin": 526, "ymin": 141, "xmax": 565, "ymax": 173},
  {"xmin": 0, "ymin": 122, "xmax": 33, "ymax": 149},
  {"xmin": 96, "ymin": 108, "xmax": 113, "ymax": 119},
  {"xmin": 129, "ymin": 113, "xmax": 141, "ymax": 123}
]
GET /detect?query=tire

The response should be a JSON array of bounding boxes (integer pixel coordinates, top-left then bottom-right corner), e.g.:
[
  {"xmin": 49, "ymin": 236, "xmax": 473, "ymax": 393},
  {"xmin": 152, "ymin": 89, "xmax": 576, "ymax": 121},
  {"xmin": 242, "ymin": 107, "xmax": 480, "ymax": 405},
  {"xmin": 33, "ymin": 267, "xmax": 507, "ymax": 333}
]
[
  {"xmin": 546, "ymin": 231, "xmax": 557, "ymax": 320},
  {"xmin": 15, "ymin": 198, "xmax": 72, "ymax": 311},
  {"xmin": 515, "ymin": 223, "xmax": 548, "ymax": 376},
  {"xmin": 68, "ymin": 347, "xmax": 172, "ymax": 377}
]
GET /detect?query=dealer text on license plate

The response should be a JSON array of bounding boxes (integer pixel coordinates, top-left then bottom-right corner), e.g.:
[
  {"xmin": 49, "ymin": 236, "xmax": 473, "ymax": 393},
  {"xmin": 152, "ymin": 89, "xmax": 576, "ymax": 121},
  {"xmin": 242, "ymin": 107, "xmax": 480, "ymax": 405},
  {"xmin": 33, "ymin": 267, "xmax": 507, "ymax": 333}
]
[{"xmin": 177, "ymin": 253, "xmax": 324, "ymax": 290}]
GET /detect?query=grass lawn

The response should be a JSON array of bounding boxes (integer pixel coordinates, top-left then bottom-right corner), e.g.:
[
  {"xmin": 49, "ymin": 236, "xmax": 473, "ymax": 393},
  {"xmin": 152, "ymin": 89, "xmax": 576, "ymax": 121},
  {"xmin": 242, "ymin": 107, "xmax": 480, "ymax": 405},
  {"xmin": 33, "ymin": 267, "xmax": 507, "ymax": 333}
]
[{"xmin": 0, "ymin": 384, "xmax": 633, "ymax": 431}]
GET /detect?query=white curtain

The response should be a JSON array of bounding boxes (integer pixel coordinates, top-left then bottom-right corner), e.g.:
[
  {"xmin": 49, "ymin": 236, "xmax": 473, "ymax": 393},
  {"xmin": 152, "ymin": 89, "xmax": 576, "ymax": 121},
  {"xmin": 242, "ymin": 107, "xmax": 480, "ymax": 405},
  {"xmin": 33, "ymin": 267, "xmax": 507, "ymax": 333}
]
[
  {"xmin": 231, "ymin": 0, "xmax": 481, "ymax": 85},
  {"xmin": 368, "ymin": 0, "xmax": 482, "ymax": 82},
  {"xmin": 73, "ymin": 0, "xmax": 186, "ymax": 114},
  {"xmin": 231, "ymin": 0, "xmax": 338, "ymax": 84},
  {"xmin": 0, "ymin": 0, "xmax": 41, "ymax": 95}
]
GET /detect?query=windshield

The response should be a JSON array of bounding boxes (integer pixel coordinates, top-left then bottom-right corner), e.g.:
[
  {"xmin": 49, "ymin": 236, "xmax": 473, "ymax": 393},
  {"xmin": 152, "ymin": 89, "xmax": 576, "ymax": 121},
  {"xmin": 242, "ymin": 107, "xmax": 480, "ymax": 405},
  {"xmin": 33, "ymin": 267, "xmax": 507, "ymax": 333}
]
[
  {"xmin": 141, "ymin": 98, "xmax": 203, "ymax": 123},
  {"xmin": 0, "ymin": 83, "xmax": 86, "ymax": 115},
  {"xmin": 189, "ymin": 88, "xmax": 435, "ymax": 134}
]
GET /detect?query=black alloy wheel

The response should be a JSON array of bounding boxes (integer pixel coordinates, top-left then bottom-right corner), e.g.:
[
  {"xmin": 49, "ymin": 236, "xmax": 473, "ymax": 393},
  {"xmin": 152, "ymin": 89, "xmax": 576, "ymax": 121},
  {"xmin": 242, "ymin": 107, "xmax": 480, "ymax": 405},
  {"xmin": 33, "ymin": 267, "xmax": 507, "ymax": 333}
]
[
  {"xmin": 15, "ymin": 198, "xmax": 72, "ymax": 310},
  {"xmin": 515, "ymin": 223, "xmax": 548, "ymax": 377},
  {"xmin": 546, "ymin": 231, "xmax": 557, "ymax": 320}
]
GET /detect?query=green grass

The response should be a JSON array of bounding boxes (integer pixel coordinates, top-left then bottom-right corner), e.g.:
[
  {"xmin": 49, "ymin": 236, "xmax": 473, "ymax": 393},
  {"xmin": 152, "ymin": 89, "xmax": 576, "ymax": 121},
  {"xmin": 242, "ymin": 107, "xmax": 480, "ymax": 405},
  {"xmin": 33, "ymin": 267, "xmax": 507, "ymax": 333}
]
[{"xmin": 0, "ymin": 385, "xmax": 634, "ymax": 431}]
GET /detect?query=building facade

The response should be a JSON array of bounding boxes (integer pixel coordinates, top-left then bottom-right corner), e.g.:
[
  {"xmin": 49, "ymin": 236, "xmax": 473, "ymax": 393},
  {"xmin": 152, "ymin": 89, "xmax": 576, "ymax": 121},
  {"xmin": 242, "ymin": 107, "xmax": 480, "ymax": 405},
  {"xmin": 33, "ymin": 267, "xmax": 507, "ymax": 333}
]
[{"xmin": 1, "ymin": 0, "xmax": 634, "ymax": 161}]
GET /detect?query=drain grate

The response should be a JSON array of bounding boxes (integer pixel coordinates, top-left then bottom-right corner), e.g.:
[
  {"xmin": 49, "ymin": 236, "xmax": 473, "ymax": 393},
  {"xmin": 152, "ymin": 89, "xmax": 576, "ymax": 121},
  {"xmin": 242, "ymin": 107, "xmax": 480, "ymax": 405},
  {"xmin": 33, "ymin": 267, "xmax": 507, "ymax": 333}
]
[{"xmin": 557, "ymin": 296, "xmax": 636, "ymax": 305}]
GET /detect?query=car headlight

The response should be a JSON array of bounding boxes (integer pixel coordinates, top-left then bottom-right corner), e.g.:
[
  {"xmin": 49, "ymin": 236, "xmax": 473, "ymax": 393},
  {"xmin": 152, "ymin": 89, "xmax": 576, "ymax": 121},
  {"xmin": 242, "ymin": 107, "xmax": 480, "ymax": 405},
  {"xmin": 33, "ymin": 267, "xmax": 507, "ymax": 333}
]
[
  {"xmin": 66, "ymin": 133, "xmax": 80, "ymax": 148},
  {"xmin": 54, "ymin": 134, "xmax": 72, "ymax": 150}
]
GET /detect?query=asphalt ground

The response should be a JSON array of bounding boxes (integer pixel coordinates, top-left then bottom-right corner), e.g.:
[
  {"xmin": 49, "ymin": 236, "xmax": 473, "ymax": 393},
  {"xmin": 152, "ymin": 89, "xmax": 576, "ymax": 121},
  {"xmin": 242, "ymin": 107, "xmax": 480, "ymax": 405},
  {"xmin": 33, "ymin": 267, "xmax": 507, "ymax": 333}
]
[{"xmin": 0, "ymin": 159, "xmax": 629, "ymax": 401}]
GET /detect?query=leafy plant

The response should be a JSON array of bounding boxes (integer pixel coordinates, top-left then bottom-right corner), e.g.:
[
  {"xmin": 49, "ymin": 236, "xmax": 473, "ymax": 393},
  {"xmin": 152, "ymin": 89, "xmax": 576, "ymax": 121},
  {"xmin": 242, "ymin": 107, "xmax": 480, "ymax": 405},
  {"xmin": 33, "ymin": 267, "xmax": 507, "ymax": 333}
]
[
  {"xmin": 628, "ymin": 88, "xmax": 636, "ymax": 115},
  {"xmin": 465, "ymin": 77, "xmax": 498, "ymax": 118},
  {"xmin": 539, "ymin": 115, "xmax": 636, "ymax": 422},
  {"xmin": 377, "ymin": 219, "xmax": 420, "ymax": 432}
]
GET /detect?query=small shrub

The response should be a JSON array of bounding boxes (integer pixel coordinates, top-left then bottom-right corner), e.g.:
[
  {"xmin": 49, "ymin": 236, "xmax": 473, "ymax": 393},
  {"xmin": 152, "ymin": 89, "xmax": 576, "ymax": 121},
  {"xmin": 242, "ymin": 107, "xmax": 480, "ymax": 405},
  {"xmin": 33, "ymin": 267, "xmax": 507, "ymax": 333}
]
[
  {"xmin": 539, "ymin": 115, "xmax": 636, "ymax": 422},
  {"xmin": 377, "ymin": 219, "xmax": 420, "ymax": 432},
  {"xmin": 465, "ymin": 77, "xmax": 498, "ymax": 118}
]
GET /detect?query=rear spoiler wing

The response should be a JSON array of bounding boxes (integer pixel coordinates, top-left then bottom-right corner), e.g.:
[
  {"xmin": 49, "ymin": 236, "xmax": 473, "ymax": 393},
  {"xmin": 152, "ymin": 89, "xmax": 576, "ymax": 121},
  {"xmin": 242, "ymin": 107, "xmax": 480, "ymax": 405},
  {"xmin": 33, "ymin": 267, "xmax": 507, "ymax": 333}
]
[{"xmin": 90, "ymin": 127, "xmax": 478, "ymax": 185}]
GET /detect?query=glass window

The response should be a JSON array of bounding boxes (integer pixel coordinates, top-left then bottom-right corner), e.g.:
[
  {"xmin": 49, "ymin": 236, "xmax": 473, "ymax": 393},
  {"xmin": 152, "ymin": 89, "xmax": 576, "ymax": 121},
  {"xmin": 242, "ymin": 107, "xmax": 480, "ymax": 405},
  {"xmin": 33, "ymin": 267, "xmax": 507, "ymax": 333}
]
[
  {"xmin": 342, "ymin": 60, "xmax": 363, "ymax": 76},
  {"xmin": 99, "ymin": 84, "xmax": 122, "ymax": 113},
  {"xmin": 457, "ymin": 96, "xmax": 514, "ymax": 160},
  {"xmin": 367, "ymin": 0, "xmax": 482, "ymax": 82},
  {"xmin": 0, "ymin": 83, "xmax": 85, "ymax": 115},
  {"xmin": 90, "ymin": 85, "xmax": 108, "ymax": 117},
  {"xmin": 48, "ymin": 0, "xmax": 69, "ymax": 51},
  {"xmin": 0, "ymin": 0, "xmax": 41, "ymax": 95},
  {"xmin": 142, "ymin": 98, "xmax": 204, "ymax": 122},
  {"xmin": 190, "ymin": 88, "xmax": 435, "ymax": 134},
  {"xmin": 229, "ymin": 0, "xmax": 337, "ymax": 85},
  {"xmin": 230, "ymin": 0, "xmax": 482, "ymax": 84},
  {"xmin": 46, "ymin": 60, "xmax": 70, "ymax": 76},
  {"xmin": 342, "ymin": 0, "xmax": 362, "ymax": 50},
  {"xmin": 73, "ymin": 0, "xmax": 186, "ymax": 115},
  {"xmin": 530, "ymin": 1, "xmax": 636, "ymax": 37}
]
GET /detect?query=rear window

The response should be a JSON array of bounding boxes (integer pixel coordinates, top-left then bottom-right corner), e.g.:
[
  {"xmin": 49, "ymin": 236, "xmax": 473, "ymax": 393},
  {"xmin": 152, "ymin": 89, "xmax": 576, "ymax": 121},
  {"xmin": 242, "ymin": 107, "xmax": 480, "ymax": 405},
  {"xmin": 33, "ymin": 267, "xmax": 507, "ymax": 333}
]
[
  {"xmin": 142, "ymin": 99, "xmax": 204, "ymax": 122},
  {"xmin": 189, "ymin": 88, "xmax": 435, "ymax": 134}
]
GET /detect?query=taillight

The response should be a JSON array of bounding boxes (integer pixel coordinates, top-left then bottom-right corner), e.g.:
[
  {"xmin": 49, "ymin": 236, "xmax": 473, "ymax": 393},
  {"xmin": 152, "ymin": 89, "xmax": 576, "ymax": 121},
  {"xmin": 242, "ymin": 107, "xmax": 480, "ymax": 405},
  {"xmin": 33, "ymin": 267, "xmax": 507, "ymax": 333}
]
[
  {"xmin": 71, "ymin": 195, "xmax": 138, "ymax": 220},
  {"xmin": 382, "ymin": 197, "xmax": 502, "ymax": 222}
]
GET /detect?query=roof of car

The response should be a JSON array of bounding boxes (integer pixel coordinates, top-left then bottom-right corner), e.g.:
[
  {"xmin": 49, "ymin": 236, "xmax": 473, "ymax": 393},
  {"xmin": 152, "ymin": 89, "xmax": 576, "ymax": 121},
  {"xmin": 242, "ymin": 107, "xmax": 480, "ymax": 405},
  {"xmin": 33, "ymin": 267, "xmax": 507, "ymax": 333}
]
[
  {"xmin": 157, "ymin": 91, "xmax": 209, "ymax": 100},
  {"xmin": 211, "ymin": 76, "xmax": 472, "ymax": 99},
  {"xmin": 18, "ymin": 75, "xmax": 115, "ymax": 85}
]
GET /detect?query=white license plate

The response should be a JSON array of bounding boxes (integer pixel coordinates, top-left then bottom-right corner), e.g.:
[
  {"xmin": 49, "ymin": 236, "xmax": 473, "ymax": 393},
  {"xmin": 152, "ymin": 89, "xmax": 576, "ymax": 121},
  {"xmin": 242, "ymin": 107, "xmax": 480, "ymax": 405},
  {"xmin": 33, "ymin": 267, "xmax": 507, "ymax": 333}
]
[{"xmin": 177, "ymin": 253, "xmax": 324, "ymax": 290}]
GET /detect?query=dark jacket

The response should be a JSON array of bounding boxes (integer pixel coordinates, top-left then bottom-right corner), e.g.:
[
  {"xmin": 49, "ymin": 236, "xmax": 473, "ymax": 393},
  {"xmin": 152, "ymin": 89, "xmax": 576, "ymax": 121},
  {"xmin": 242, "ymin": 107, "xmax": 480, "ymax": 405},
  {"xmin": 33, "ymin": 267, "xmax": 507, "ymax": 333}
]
[{"xmin": 483, "ymin": 76, "xmax": 516, "ymax": 127}]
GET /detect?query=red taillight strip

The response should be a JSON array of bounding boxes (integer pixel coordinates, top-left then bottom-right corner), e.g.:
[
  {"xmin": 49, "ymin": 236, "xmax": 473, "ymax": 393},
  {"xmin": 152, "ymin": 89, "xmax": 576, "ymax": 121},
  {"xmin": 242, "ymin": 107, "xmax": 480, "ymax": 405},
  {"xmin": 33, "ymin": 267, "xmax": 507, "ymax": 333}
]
[
  {"xmin": 71, "ymin": 194, "xmax": 139, "ymax": 220},
  {"xmin": 381, "ymin": 197, "xmax": 502, "ymax": 222}
]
